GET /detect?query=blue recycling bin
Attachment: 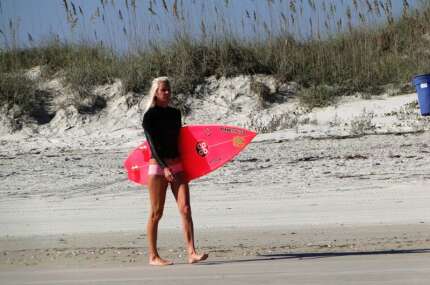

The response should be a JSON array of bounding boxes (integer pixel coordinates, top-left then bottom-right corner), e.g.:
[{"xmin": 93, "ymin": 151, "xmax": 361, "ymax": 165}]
[{"xmin": 413, "ymin": 74, "xmax": 430, "ymax": 116}]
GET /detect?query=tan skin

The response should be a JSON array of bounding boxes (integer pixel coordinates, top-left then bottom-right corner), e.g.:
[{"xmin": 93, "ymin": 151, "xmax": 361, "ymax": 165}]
[{"xmin": 147, "ymin": 81, "xmax": 208, "ymax": 266}]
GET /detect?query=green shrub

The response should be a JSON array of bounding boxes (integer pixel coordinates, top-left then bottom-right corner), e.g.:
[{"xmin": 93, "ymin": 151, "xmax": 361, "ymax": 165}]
[
  {"xmin": 0, "ymin": 72, "xmax": 38, "ymax": 114},
  {"xmin": 299, "ymin": 85, "xmax": 340, "ymax": 109},
  {"xmin": 62, "ymin": 45, "xmax": 119, "ymax": 93}
]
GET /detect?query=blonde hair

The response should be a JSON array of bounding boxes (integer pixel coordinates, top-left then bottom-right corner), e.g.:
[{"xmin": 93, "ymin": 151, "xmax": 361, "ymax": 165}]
[{"xmin": 144, "ymin": 76, "xmax": 170, "ymax": 113}]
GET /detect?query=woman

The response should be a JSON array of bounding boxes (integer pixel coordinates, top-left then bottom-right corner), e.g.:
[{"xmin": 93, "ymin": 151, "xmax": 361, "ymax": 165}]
[{"xmin": 142, "ymin": 77, "xmax": 208, "ymax": 266}]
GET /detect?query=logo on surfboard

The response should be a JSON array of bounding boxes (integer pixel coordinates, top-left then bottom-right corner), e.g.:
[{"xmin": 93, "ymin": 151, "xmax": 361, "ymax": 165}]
[
  {"xmin": 232, "ymin": 136, "xmax": 245, "ymax": 148},
  {"xmin": 220, "ymin": 127, "xmax": 245, "ymax": 135},
  {"xmin": 196, "ymin": 141, "xmax": 209, "ymax": 157}
]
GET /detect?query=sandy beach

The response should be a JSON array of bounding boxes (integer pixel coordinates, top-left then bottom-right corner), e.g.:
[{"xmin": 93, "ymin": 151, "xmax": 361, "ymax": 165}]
[
  {"xmin": 3, "ymin": 0, "xmax": 430, "ymax": 282},
  {"xmin": 1, "ymin": 79, "xmax": 430, "ymax": 284},
  {"xmin": 1, "ymin": 127, "xmax": 430, "ymax": 271}
]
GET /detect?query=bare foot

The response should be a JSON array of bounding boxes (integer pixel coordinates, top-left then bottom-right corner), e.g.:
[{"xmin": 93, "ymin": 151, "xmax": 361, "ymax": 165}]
[
  {"xmin": 188, "ymin": 252, "xmax": 209, "ymax": 264},
  {"xmin": 149, "ymin": 256, "xmax": 173, "ymax": 266}
]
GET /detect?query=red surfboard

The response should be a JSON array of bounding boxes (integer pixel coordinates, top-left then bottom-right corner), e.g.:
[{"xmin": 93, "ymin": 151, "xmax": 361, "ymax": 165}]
[{"xmin": 124, "ymin": 125, "xmax": 256, "ymax": 185}]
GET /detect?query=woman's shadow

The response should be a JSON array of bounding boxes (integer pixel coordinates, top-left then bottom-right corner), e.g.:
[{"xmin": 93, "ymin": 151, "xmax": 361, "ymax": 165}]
[{"xmin": 197, "ymin": 248, "xmax": 430, "ymax": 266}]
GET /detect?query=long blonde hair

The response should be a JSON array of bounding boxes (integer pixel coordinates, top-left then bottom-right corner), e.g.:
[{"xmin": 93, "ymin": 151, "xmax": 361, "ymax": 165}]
[{"xmin": 144, "ymin": 76, "xmax": 170, "ymax": 113}]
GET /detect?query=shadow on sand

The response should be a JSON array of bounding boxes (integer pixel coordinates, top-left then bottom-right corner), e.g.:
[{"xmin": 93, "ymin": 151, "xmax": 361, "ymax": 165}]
[{"xmin": 198, "ymin": 248, "xmax": 430, "ymax": 266}]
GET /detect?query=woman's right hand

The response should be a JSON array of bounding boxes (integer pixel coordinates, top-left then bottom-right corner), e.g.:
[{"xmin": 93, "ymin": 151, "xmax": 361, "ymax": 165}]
[{"xmin": 164, "ymin": 167, "xmax": 175, "ymax": 182}]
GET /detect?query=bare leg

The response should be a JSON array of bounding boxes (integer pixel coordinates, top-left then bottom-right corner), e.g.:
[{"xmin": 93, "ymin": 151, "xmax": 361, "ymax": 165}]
[
  {"xmin": 171, "ymin": 175, "xmax": 208, "ymax": 264},
  {"xmin": 147, "ymin": 174, "xmax": 173, "ymax": 266}
]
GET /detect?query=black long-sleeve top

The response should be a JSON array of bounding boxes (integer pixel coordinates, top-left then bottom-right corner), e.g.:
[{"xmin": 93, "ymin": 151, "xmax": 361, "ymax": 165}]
[{"xmin": 142, "ymin": 105, "xmax": 182, "ymax": 168}]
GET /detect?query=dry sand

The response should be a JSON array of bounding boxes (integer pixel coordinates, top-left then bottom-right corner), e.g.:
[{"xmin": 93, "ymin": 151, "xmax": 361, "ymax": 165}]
[
  {"xmin": 1, "ymin": 130, "xmax": 430, "ymax": 269},
  {"xmin": 1, "ymin": 76, "xmax": 430, "ymax": 275}
]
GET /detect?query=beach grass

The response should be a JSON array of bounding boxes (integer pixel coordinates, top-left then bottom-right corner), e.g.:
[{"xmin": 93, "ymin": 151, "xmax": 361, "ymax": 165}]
[
  {"xmin": 0, "ymin": 72, "xmax": 37, "ymax": 115},
  {"xmin": 1, "ymin": 0, "xmax": 429, "ymax": 113}
]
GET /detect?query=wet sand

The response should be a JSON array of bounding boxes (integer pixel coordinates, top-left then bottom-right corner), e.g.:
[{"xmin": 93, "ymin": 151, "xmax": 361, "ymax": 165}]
[{"xmin": 2, "ymin": 251, "xmax": 430, "ymax": 285}]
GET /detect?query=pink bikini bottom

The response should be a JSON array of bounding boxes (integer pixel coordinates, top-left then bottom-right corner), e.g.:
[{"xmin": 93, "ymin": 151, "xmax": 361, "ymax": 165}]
[{"xmin": 148, "ymin": 163, "xmax": 184, "ymax": 176}]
